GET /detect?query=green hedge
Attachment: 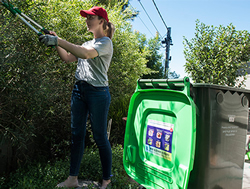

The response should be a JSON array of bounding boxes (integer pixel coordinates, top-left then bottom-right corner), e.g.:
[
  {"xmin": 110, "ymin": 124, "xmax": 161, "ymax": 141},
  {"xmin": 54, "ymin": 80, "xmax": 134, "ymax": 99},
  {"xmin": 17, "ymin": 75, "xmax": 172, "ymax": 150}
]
[{"xmin": 1, "ymin": 145, "xmax": 141, "ymax": 189}]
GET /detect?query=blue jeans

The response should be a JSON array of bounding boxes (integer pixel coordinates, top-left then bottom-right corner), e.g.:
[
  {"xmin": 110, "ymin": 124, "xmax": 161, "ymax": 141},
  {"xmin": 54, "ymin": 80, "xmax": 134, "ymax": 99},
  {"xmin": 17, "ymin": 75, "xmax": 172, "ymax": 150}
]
[{"xmin": 70, "ymin": 81, "xmax": 112, "ymax": 180}]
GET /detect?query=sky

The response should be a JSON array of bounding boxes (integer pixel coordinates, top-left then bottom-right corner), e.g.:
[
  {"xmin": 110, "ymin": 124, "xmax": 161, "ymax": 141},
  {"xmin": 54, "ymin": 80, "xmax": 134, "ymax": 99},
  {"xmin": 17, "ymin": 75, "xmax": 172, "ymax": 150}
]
[{"xmin": 129, "ymin": 0, "xmax": 250, "ymax": 78}]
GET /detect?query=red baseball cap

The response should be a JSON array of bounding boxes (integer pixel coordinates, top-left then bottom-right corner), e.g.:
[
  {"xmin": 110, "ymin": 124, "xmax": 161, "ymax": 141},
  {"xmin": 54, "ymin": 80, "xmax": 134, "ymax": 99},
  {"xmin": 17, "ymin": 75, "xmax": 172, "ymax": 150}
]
[{"xmin": 80, "ymin": 6, "xmax": 109, "ymax": 23}]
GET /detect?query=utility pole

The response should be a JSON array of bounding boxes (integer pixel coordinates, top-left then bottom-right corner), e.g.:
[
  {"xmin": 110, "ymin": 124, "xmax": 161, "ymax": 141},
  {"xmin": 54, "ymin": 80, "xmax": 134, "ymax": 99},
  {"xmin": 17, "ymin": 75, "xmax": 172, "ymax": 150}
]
[{"xmin": 162, "ymin": 27, "xmax": 173, "ymax": 78}]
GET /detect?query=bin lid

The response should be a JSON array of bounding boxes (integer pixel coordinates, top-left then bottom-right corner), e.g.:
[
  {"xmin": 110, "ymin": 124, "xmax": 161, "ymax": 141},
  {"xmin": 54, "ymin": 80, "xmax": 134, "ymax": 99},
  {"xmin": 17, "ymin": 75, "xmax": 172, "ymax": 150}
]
[
  {"xmin": 192, "ymin": 83, "xmax": 250, "ymax": 93},
  {"xmin": 123, "ymin": 77, "xmax": 196, "ymax": 189}
]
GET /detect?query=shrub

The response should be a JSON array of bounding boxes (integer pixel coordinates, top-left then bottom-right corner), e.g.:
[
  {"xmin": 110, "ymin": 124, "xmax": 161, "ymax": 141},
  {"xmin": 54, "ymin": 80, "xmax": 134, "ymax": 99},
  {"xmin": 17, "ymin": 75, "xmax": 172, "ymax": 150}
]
[
  {"xmin": 108, "ymin": 95, "xmax": 131, "ymax": 145},
  {"xmin": 1, "ymin": 145, "xmax": 141, "ymax": 189}
]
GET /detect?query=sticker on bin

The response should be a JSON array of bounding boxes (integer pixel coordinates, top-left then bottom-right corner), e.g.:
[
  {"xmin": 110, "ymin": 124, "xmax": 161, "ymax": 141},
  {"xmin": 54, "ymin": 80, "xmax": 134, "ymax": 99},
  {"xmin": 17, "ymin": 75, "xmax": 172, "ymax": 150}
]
[{"xmin": 145, "ymin": 119, "xmax": 174, "ymax": 161}]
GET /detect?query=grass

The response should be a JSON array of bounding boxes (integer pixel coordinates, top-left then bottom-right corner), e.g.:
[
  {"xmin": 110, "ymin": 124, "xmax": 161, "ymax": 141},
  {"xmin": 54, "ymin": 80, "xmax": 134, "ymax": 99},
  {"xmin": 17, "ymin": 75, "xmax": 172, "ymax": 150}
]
[{"xmin": 1, "ymin": 145, "xmax": 142, "ymax": 189}]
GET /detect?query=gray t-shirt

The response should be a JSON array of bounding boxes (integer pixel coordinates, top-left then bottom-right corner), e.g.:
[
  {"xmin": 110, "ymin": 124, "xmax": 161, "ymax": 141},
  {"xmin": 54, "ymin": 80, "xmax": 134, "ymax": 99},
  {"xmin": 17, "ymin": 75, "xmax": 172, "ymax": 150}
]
[{"xmin": 75, "ymin": 37, "xmax": 113, "ymax": 87}]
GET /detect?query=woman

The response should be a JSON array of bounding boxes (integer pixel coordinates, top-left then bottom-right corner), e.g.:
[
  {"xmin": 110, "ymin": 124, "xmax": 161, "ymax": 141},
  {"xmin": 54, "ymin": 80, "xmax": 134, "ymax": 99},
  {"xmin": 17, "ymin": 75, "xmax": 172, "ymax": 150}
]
[{"xmin": 39, "ymin": 6, "xmax": 115, "ymax": 189}]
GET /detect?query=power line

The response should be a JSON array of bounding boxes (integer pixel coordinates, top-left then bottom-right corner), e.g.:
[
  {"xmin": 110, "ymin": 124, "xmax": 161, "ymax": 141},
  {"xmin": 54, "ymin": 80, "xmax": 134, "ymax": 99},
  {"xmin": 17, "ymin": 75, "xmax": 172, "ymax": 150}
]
[
  {"xmin": 137, "ymin": 16, "xmax": 155, "ymax": 38},
  {"xmin": 152, "ymin": 0, "xmax": 168, "ymax": 30},
  {"xmin": 138, "ymin": 0, "xmax": 162, "ymax": 38},
  {"xmin": 130, "ymin": 5, "xmax": 155, "ymax": 38}
]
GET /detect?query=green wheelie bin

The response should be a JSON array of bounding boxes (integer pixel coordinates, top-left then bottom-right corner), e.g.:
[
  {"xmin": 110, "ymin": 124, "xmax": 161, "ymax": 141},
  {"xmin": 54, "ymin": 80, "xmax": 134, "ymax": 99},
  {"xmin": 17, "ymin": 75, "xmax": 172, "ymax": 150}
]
[{"xmin": 123, "ymin": 77, "xmax": 196, "ymax": 189}]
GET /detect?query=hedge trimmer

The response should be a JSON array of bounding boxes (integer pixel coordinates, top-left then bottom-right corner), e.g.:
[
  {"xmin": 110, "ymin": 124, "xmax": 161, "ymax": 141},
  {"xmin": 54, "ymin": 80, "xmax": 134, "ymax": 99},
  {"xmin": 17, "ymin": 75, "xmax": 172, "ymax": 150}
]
[{"xmin": 1, "ymin": 0, "xmax": 50, "ymax": 36}]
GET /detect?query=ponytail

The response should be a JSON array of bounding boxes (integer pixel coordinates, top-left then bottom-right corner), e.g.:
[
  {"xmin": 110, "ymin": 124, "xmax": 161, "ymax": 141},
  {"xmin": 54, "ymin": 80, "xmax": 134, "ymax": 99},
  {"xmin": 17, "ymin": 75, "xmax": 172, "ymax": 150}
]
[
  {"xmin": 106, "ymin": 22, "xmax": 115, "ymax": 39},
  {"xmin": 98, "ymin": 16, "xmax": 115, "ymax": 39}
]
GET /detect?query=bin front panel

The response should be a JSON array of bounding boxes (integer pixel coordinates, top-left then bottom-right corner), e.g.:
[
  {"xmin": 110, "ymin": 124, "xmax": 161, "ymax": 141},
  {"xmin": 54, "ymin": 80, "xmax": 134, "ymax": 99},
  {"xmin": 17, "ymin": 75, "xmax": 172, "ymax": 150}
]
[
  {"xmin": 189, "ymin": 86, "xmax": 249, "ymax": 189},
  {"xmin": 124, "ymin": 89, "xmax": 196, "ymax": 189}
]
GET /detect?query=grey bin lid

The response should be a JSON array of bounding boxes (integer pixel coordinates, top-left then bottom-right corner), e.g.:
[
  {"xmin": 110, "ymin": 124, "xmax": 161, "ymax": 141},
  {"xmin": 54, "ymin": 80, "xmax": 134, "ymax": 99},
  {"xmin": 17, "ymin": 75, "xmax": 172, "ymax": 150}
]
[{"xmin": 192, "ymin": 83, "xmax": 250, "ymax": 93}]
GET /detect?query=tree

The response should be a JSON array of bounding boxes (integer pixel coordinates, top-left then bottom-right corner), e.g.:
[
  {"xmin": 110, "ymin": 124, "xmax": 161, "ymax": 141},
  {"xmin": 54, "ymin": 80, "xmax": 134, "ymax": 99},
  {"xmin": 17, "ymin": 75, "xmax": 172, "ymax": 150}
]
[
  {"xmin": 97, "ymin": 0, "xmax": 138, "ymax": 18},
  {"xmin": 140, "ymin": 33, "xmax": 164, "ymax": 79},
  {"xmin": 168, "ymin": 70, "xmax": 180, "ymax": 79},
  {"xmin": 183, "ymin": 20, "xmax": 250, "ymax": 87},
  {"xmin": 97, "ymin": 0, "xmax": 129, "ymax": 10},
  {"xmin": 108, "ymin": 6, "xmax": 151, "ymax": 98}
]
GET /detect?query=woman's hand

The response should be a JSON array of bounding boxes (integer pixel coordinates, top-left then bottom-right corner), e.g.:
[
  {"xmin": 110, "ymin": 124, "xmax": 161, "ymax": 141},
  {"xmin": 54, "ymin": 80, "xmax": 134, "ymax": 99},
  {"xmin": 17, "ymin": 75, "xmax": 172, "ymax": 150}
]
[
  {"xmin": 49, "ymin": 31, "xmax": 58, "ymax": 36},
  {"xmin": 39, "ymin": 34, "xmax": 58, "ymax": 46}
]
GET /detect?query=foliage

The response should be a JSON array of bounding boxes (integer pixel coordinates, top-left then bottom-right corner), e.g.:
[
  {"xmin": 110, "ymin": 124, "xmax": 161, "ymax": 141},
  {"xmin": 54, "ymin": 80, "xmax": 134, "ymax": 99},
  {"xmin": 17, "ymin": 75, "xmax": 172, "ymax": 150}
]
[
  {"xmin": 183, "ymin": 20, "xmax": 250, "ymax": 87},
  {"xmin": 0, "ymin": 0, "xmax": 89, "ymax": 170},
  {"xmin": 108, "ymin": 8, "xmax": 151, "ymax": 98},
  {"xmin": 1, "ymin": 145, "xmax": 141, "ymax": 189},
  {"xmin": 108, "ymin": 95, "xmax": 131, "ymax": 145},
  {"xmin": 140, "ymin": 33, "xmax": 164, "ymax": 79},
  {"xmin": 167, "ymin": 70, "xmax": 180, "ymax": 79},
  {"xmin": 97, "ymin": 0, "xmax": 131, "ymax": 12}
]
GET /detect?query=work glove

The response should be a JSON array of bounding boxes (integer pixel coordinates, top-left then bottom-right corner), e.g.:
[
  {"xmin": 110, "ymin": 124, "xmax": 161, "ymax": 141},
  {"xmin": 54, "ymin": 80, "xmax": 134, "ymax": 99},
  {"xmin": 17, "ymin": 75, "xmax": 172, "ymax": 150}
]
[{"xmin": 39, "ymin": 35, "xmax": 58, "ymax": 47}]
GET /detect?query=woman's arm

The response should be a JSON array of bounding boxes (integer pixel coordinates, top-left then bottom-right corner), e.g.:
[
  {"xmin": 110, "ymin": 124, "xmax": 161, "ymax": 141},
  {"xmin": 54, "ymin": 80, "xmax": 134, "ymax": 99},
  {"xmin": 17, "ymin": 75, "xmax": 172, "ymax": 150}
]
[
  {"xmin": 57, "ymin": 38, "xmax": 98, "ymax": 60},
  {"xmin": 39, "ymin": 32, "xmax": 98, "ymax": 60},
  {"xmin": 56, "ymin": 46, "xmax": 78, "ymax": 63},
  {"xmin": 48, "ymin": 31, "xmax": 78, "ymax": 63}
]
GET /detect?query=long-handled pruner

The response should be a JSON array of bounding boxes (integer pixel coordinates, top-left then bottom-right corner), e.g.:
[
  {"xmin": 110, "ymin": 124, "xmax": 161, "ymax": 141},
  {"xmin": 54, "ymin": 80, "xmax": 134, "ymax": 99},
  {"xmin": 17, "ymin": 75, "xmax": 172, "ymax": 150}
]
[{"xmin": 1, "ymin": 0, "xmax": 50, "ymax": 36}]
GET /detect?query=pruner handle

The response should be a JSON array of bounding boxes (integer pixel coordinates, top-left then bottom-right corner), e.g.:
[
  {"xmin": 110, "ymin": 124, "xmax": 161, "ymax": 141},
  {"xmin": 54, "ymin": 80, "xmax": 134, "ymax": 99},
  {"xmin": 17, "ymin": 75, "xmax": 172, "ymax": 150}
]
[{"xmin": 42, "ymin": 28, "xmax": 50, "ymax": 35}]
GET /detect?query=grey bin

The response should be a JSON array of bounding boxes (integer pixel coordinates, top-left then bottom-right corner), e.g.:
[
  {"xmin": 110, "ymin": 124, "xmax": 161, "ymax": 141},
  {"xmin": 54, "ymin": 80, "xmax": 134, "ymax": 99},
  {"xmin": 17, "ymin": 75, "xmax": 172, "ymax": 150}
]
[{"xmin": 188, "ymin": 84, "xmax": 250, "ymax": 189}]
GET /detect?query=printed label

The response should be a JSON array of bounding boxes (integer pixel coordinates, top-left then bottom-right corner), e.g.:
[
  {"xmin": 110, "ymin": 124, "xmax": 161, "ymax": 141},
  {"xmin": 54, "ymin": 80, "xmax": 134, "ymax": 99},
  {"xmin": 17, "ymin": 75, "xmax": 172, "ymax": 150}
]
[
  {"xmin": 145, "ymin": 119, "xmax": 174, "ymax": 161},
  {"xmin": 222, "ymin": 125, "xmax": 238, "ymax": 137}
]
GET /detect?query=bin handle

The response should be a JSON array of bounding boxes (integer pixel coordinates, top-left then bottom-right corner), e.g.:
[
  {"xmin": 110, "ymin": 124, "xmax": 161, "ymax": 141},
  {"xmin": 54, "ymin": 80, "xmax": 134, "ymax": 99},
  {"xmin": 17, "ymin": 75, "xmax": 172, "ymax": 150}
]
[{"xmin": 137, "ymin": 77, "xmax": 191, "ymax": 96}]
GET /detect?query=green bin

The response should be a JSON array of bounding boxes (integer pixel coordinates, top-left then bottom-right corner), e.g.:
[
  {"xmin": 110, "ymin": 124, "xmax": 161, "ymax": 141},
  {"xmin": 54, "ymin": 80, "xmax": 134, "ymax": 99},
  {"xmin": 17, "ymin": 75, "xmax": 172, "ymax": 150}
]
[
  {"xmin": 123, "ymin": 78, "xmax": 249, "ymax": 189},
  {"xmin": 123, "ymin": 77, "xmax": 196, "ymax": 189}
]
